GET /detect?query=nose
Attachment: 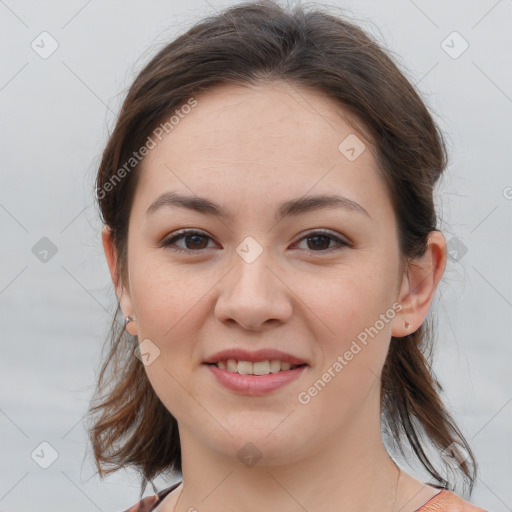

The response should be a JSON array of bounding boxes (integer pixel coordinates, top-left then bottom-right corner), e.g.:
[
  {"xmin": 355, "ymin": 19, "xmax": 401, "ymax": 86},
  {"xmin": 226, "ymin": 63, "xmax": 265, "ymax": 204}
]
[{"xmin": 214, "ymin": 250, "xmax": 293, "ymax": 332}]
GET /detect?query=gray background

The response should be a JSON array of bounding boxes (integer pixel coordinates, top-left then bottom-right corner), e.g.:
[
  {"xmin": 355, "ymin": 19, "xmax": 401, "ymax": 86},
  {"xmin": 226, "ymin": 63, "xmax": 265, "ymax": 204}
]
[{"xmin": 1, "ymin": 0, "xmax": 511, "ymax": 511}]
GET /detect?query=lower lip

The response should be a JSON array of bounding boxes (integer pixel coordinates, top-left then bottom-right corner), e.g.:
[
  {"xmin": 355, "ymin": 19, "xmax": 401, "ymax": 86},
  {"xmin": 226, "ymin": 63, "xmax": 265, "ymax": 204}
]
[{"xmin": 205, "ymin": 364, "xmax": 308, "ymax": 396}]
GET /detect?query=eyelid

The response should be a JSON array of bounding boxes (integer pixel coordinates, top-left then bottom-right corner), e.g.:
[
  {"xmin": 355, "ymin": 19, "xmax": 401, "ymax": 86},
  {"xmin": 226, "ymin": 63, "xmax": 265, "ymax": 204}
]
[
  {"xmin": 161, "ymin": 229, "xmax": 216, "ymax": 252},
  {"xmin": 293, "ymin": 228, "xmax": 351, "ymax": 246},
  {"xmin": 161, "ymin": 228, "xmax": 351, "ymax": 253}
]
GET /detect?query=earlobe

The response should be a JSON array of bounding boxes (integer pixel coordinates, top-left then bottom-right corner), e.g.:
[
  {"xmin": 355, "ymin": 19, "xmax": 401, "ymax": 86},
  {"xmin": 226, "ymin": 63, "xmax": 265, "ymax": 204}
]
[
  {"xmin": 391, "ymin": 231, "xmax": 447, "ymax": 338},
  {"xmin": 101, "ymin": 226, "xmax": 138, "ymax": 336},
  {"xmin": 124, "ymin": 316, "xmax": 138, "ymax": 336}
]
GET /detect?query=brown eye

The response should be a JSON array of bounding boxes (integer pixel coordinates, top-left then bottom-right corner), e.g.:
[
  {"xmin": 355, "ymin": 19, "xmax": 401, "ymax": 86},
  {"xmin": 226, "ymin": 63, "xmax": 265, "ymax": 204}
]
[
  {"xmin": 162, "ymin": 230, "xmax": 215, "ymax": 253},
  {"xmin": 294, "ymin": 230, "xmax": 349, "ymax": 253},
  {"xmin": 182, "ymin": 234, "xmax": 209, "ymax": 250},
  {"xmin": 306, "ymin": 234, "xmax": 331, "ymax": 250}
]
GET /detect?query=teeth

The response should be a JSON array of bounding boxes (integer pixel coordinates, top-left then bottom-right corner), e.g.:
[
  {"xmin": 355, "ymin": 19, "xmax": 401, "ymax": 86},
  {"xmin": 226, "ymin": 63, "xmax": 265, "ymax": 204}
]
[{"xmin": 215, "ymin": 359, "xmax": 300, "ymax": 375}]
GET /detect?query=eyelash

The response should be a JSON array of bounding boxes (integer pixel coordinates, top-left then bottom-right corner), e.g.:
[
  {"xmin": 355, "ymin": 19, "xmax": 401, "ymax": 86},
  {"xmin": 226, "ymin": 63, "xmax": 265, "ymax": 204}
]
[{"xmin": 161, "ymin": 229, "xmax": 350, "ymax": 254}]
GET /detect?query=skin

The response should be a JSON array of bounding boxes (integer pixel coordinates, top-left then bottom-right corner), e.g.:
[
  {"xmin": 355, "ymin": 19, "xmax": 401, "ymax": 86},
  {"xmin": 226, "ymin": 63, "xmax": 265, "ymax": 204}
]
[{"xmin": 103, "ymin": 81, "xmax": 449, "ymax": 512}]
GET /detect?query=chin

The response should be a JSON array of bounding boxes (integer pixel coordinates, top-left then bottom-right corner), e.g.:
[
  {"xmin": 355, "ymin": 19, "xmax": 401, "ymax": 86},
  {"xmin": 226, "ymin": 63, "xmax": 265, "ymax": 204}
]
[{"xmin": 210, "ymin": 421, "xmax": 314, "ymax": 465}]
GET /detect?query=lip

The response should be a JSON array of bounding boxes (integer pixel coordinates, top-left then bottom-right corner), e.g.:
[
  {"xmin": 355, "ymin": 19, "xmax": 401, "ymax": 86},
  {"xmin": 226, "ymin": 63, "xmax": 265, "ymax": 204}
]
[
  {"xmin": 205, "ymin": 363, "xmax": 308, "ymax": 396},
  {"xmin": 203, "ymin": 348, "xmax": 308, "ymax": 366}
]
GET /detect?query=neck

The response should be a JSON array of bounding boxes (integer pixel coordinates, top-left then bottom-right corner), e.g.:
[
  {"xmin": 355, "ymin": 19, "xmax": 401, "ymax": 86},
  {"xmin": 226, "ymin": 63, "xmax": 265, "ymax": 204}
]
[{"xmin": 172, "ymin": 401, "xmax": 401, "ymax": 512}]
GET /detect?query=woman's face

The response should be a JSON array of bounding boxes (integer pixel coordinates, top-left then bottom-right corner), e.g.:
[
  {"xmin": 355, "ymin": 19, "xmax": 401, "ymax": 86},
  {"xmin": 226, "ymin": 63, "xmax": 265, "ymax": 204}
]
[{"xmin": 114, "ymin": 81, "xmax": 410, "ymax": 466}]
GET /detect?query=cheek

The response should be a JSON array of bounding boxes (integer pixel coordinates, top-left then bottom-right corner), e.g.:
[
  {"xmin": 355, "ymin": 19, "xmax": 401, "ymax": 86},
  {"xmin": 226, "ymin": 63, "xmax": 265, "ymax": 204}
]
[
  {"xmin": 129, "ymin": 261, "xmax": 208, "ymax": 416},
  {"xmin": 130, "ymin": 248, "xmax": 207, "ymax": 334},
  {"xmin": 310, "ymin": 262, "xmax": 397, "ymax": 388},
  {"xmin": 313, "ymin": 263, "xmax": 395, "ymax": 333}
]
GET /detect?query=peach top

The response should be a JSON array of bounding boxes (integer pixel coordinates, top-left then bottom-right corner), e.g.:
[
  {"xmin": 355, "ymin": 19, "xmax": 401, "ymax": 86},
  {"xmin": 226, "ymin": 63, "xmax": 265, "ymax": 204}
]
[{"xmin": 123, "ymin": 483, "xmax": 487, "ymax": 512}]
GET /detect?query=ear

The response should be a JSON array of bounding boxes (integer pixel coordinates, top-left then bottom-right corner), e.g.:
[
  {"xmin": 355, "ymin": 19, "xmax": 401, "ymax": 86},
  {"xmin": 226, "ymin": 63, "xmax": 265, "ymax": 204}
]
[
  {"xmin": 102, "ymin": 225, "xmax": 138, "ymax": 336},
  {"xmin": 391, "ymin": 231, "xmax": 447, "ymax": 337}
]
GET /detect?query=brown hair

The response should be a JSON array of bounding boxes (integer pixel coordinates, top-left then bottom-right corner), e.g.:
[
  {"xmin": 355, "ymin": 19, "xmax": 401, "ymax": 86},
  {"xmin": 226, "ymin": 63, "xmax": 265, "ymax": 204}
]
[{"xmin": 87, "ymin": 0, "xmax": 477, "ymax": 498}]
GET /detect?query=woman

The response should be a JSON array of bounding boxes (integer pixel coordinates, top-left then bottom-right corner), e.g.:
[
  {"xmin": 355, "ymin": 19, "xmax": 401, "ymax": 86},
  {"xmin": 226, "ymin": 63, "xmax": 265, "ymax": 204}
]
[{"xmin": 87, "ymin": 1, "xmax": 487, "ymax": 511}]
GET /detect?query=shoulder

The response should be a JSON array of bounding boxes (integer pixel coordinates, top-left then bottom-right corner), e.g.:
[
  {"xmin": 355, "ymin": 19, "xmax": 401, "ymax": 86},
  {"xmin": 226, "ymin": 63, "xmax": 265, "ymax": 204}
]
[
  {"xmin": 122, "ymin": 493, "xmax": 159, "ymax": 512},
  {"xmin": 416, "ymin": 489, "xmax": 489, "ymax": 512},
  {"xmin": 121, "ymin": 482, "xmax": 182, "ymax": 512}
]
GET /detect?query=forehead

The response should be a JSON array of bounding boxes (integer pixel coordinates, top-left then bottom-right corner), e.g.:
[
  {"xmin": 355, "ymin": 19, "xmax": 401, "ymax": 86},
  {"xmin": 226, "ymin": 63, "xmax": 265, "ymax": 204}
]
[{"xmin": 132, "ymin": 81, "xmax": 392, "ymax": 223}]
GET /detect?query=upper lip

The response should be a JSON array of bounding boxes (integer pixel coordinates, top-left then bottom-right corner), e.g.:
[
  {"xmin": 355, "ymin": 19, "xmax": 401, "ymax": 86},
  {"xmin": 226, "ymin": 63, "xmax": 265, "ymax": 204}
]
[{"xmin": 203, "ymin": 348, "xmax": 309, "ymax": 366}]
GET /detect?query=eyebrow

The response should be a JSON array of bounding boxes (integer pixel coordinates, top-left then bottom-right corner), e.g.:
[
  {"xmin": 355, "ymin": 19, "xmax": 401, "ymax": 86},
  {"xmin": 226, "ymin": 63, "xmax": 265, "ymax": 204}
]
[{"xmin": 145, "ymin": 191, "xmax": 370, "ymax": 221}]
